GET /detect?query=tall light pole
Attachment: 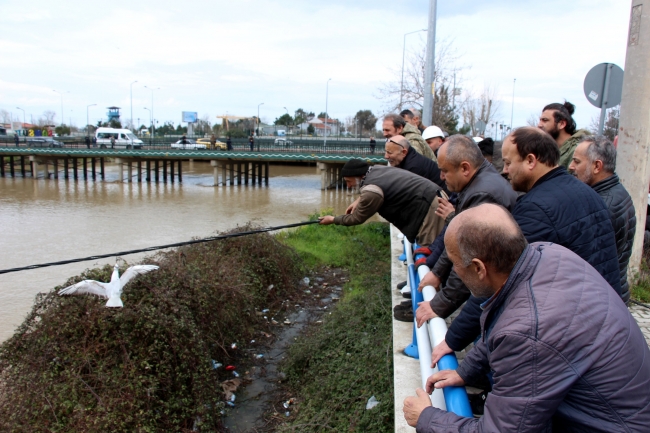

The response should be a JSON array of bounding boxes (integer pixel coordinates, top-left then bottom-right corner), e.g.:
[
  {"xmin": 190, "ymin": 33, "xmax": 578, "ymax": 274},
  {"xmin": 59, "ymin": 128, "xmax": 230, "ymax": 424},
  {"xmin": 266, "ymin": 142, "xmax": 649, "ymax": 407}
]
[
  {"xmin": 86, "ymin": 104, "xmax": 96, "ymax": 138},
  {"xmin": 400, "ymin": 29, "xmax": 427, "ymax": 110},
  {"xmin": 283, "ymin": 106, "xmax": 290, "ymax": 134},
  {"xmin": 16, "ymin": 107, "xmax": 25, "ymax": 135},
  {"xmin": 422, "ymin": 0, "xmax": 438, "ymax": 127},
  {"xmin": 130, "ymin": 80, "xmax": 138, "ymax": 131},
  {"xmin": 52, "ymin": 89, "xmax": 68, "ymax": 126},
  {"xmin": 510, "ymin": 78, "xmax": 516, "ymax": 130},
  {"xmin": 144, "ymin": 107, "xmax": 152, "ymax": 144},
  {"xmin": 324, "ymin": 78, "xmax": 331, "ymax": 147},
  {"xmin": 257, "ymin": 102, "xmax": 264, "ymax": 136},
  {"xmin": 144, "ymin": 86, "xmax": 160, "ymax": 138}
]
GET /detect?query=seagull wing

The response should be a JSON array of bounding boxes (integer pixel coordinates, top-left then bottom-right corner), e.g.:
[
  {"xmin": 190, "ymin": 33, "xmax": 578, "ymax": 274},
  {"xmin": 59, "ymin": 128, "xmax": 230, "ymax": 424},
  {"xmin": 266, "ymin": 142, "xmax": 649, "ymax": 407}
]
[
  {"xmin": 59, "ymin": 280, "xmax": 108, "ymax": 298},
  {"xmin": 119, "ymin": 265, "xmax": 159, "ymax": 286}
]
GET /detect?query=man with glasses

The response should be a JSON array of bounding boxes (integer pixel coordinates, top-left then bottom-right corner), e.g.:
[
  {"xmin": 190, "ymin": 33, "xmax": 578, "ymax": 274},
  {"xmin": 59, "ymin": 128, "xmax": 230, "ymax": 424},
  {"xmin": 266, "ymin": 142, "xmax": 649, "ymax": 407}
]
[{"xmin": 383, "ymin": 114, "xmax": 435, "ymax": 160}]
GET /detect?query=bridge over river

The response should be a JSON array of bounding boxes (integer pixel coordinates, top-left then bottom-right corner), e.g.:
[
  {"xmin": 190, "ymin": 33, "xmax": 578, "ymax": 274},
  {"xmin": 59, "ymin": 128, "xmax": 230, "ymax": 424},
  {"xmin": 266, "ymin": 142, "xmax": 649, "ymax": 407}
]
[{"xmin": 0, "ymin": 146, "xmax": 387, "ymax": 189}]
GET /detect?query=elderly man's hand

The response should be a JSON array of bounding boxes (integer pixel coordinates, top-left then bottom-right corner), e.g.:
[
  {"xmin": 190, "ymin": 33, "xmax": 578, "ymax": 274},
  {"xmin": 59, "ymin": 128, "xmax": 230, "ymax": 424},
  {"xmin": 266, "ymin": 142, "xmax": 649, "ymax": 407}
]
[
  {"xmin": 431, "ymin": 339, "xmax": 453, "ymax": 368},
  {"xmin": 435, "ymin": 197, "xmax": 455, "ymax": 220},
  {"xmin": 403, "ymin": 388, "xmax": 432, "ymax": 427},
  {"xmin": 416, "ymin": 301, "xmax": 437, "ymax": 328},
  {"xmin": 345, "ymin": 198, "xmax": 360, "ymax": 215},
  {"xmin": 425, "ymin": 370, "xmax": 465, "ymax": 394},
  {"xmin": 318, "ymin": 216, "xmax": 335, "ymax": 225},
  {"xmin": 418, "ymin": 271, "xmax": 441, "ymax": 292}
]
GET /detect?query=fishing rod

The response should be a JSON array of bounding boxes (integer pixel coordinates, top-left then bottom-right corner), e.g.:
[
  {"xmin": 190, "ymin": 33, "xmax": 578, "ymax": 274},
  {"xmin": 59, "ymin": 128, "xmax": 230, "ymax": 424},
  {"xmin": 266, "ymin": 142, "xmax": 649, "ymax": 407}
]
[{"xmin": 0, "ymin": 220, "xmax": 320, "ymax": 275}]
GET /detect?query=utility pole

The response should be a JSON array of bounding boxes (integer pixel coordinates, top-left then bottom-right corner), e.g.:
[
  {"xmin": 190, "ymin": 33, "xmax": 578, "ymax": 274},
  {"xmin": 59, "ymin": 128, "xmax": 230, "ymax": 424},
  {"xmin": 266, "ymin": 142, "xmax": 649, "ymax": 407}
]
[
  {"xmin": 510, "ymin": 78, "xmax": 516, "ymax": 129},
  {"xmin": 130, "ymin": 80, "xmax": 138, "ymax": 131},
  {"xmin": 324, "ymin": 78, "xmax": 331, "ymax": 147},
  {"xmin": 421, "ymin": 0, "xmax": 437, "ymax": 127},
  {"xmin": 617, "ymin": 0, "xmax": 650, "ymax": 273},
  {"xmin": 400, "ymin": 29, "xmax": 427, "ymax": 110}
]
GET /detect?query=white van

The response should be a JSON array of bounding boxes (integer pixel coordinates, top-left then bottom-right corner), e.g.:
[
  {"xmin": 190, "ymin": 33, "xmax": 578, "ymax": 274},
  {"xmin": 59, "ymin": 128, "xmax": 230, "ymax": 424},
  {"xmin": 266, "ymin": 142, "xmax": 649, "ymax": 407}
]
[{"xmin": 95, "ymin": 128, "xmax": 144, "ymax": 149}]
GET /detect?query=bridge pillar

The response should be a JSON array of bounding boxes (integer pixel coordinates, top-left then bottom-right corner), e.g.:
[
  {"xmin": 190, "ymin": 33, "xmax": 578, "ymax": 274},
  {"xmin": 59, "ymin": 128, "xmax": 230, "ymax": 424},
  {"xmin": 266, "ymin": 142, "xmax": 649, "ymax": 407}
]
[
  {"xmin": 210, "ymin": 160, "xmax": 219, "ymax": 186},
  {"xmin": 128, "ymin": 160, "xmax": 133, "ymax": 182},
  {"xmin": 91, "ymin": 158, "xmax": 96, "ymax": 181},
  {"xmin": 146, "ymin": 160, "xmax": 151, "ymax": 182},
  {"xmin": 64, "ymin": 158, "xmax": 69, "ymax": 179},
  {"xmin": 257, "ymin": 163, "xmax": 262, "ymax": 185},
  {"xmin": 169, "ymin": 160, "xmax": 174, "ymax": 183},
  {"xmin": 53, "ymin": 159, "xmax": 58, "ymax": 179},
  {"xmin": 9, "ymin": 156, "xmax": 15, "ymax": 177},
  {"xmin": 138, "ymin": 160, "xmax": 142, "ymax": 182},
  {"xmin": 237, "ymin": 162, "xmax": 242, "ymax": 185},
  {"xmin": 20, "ymin": 156, "xmax": 25, "ymax": 177},
  {"xmin": 1, "ymin": 156, "xmax": 5, "ymax": 177},
  {"xmin": 100, "ymin": 158, "xmax": 105, "ymax": 180},
  {"xmin": 265, "ymin": 162, "xmax": 269, "ymax": 185},
  {"xmin": 154, "ymin": 160, "xmax": 159, "ymax": 183},
  {"xmin": 73, "ymin": 158, "xmax": 78, "ymax": 180},
  {"xmin": 178, "ymin": 160, "xmax": 182, "ymax": 183},
  {"xmin": 162, "ymin": 160, "xmax": 167, "ymax": 183},
  {"xmin": 115, "ymin": 158, "xmax": 124, "ymax": 182},
  {"xmin": 229, "ymin": 163, "xmax": 234, "ymax": 186},
  {"xmin": 83, "ymin": 158, "xmax": 87, "ymax": 180},
  {"xmin": 221, "ymin": 161, "xmax": 226, "ymax": 187}
]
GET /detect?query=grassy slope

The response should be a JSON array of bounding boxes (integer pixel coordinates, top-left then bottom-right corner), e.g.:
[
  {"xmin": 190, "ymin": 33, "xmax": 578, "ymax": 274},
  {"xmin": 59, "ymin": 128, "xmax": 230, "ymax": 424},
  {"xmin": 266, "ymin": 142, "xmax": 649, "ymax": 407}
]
[{"xmin": 276, "ymin": 221, "xmax": 393, "ymax": 433}]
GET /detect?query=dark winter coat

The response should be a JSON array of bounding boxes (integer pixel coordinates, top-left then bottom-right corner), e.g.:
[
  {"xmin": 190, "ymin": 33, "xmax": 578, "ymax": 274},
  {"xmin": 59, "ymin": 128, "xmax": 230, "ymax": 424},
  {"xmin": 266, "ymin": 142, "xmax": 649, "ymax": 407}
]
[
  {"xmin": 428, "ymin": 160, "xmax": 518, "ymax": 317},
  {"xmin": 417, "ymin": 243, "xmax": 650, "ymax": 433},
  {"xmin": 445, "ymin": 167, "xmax": 622, "ymax": 352},
  {"xmin": 592, "ymin": 173, "xmax": 635, "ymax": 303},
  {"xmin": 396, "ymin": 146, "xmax": 444, "ymax": 190}
]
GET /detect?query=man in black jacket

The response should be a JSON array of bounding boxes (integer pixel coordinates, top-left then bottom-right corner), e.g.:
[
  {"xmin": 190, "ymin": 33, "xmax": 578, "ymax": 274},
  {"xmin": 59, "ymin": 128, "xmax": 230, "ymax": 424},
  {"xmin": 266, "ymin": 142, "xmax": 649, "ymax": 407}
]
[
  {"xmin": 569, "ymin": 136, "xmax": 635, "ymax": 302},
  {"xmin": 427, "ymin": 127, "xmax": 622, "ymax": 368},
  {"xmin": 415, "ymin": 135, "xmax": 518, "ymax": 325},
  {"xmin": 383, "ymin": 135, "xmax": 444, "ymax": 189},
  {"xmin": 318, "ymin": 159, "xmax": 445, "ymax": 245}
]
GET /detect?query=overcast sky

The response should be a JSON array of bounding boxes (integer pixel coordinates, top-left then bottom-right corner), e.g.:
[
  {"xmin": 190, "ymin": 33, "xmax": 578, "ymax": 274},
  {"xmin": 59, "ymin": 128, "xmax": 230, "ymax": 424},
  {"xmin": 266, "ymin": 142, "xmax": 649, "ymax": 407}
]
[{"xmin": 0, "ymin": 0, "xmax": 632, "ymax": 133}]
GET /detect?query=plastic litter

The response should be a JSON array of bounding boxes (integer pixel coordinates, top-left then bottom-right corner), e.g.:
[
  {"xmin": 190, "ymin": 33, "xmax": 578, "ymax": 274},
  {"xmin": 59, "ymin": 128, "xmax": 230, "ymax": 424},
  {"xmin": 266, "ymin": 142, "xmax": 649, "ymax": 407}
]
[
  {"xmin": 366, "ymin": 396, "xmax": 380, "ymax": 410},
  {"xmin": 226, "ymin": 401, "xmax": 235, "ymax": 407},
  {"xmin": 304, "ymin": 290, "xmax": 311, "ymax": 294},
  {"xmin": 285, "ymin": 411, "xmax": 290, "ymax": 417},
  {"xmin": 268, "ymin": 284, "xmax": 274, "ymax": 290},
  {"xmin": 230, "ymin": 394, "xmax": 236, "ymax": 402},
  {"xmin": 225, "ymin": 365, "xmax": 236, "ymax": 371},
  {"xmin": 231, "ymin": 343, "xmax": 237, "ymax": 349},
  {"xmin": 303, "ymin": 277, "xmax": 310, "ymax": 285},
  {"xmin": 211, "ymin": 360, "xmax": 222, "ymax": 370},
  {"xmin": 262, "ymin": 309, "xmax": 270, "ymax": 313},
  {"xmin": 255, "ymin": 354, "xmax": 264, "ymax": 359},
  {"xmin": 233, "ymin": 371, "xmax": 240, "ymax": 377},
  {"xmin": 251, "ymin": 339, "xmax": 255, "ymax": 343},
  {"xmin": 284, "ymin": 319, "xmax": 291, "ymax": 325}
]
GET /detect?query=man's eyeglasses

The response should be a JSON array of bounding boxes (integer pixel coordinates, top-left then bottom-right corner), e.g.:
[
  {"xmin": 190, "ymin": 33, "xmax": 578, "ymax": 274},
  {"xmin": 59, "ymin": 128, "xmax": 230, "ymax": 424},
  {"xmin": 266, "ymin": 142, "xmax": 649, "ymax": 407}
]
[{"xmin": 387, "ymin": 138, "xmax": 406, "ymax": 148}]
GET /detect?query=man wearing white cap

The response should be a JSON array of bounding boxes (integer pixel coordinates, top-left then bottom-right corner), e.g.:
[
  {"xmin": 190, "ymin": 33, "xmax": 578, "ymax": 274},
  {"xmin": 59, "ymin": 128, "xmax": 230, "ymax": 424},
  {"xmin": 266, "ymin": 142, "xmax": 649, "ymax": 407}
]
[{"xmin": 422, "ymin": 126, "xmax": 445, "ymax": 162}]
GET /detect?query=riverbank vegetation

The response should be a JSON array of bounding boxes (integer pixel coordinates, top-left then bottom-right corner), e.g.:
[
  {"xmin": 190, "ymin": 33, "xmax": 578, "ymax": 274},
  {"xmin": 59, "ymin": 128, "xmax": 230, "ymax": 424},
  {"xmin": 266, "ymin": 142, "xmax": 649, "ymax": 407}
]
[
  {"xmin": 631, "ymin": 250, "xmax": 650, "ymax": 302},
  {"xmin": 0, "ymin": 226, "xmax": 304, "ymax": 432},
  {"xmin": 276, "ymin": 220, "xmax": 393, "ymax": 432}
]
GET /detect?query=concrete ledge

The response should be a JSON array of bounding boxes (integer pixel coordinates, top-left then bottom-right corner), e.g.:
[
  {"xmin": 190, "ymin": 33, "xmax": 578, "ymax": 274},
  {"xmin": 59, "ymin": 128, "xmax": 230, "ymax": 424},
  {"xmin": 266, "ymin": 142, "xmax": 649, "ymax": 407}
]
[{"xmin": 391, "ymin": 225, "xmax": 421, "ymax": 432}]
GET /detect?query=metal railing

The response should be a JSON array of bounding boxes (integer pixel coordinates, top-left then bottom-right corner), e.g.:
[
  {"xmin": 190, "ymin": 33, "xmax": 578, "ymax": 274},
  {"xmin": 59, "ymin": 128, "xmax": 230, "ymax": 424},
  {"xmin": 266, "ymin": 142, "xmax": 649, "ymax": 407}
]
[
  {"xmin": 0, "ymin": 137, "xmax": 383, "ymax": 156},
  {"xmin": 403, "ymin": 237, "xmax": 473, "ymax": 417}
]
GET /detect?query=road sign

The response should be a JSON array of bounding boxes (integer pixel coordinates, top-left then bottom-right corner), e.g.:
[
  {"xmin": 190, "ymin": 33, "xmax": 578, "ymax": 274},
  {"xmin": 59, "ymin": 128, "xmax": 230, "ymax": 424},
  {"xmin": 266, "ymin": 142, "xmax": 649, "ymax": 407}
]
[{"xmin": 583, "ymin": 63, "xmax": 624, "ymax": 134}]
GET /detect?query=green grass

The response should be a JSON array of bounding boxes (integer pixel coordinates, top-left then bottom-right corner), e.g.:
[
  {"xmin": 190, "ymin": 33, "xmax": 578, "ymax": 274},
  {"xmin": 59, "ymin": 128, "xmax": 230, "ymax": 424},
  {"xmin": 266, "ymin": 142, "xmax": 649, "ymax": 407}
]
[
  {"xmin": 276, "ymin": 219, "xmax": 394, "ymax": 433},
  {"xmin": 630, "ymin": 253, "xmax": 650, "ymax": 303}
]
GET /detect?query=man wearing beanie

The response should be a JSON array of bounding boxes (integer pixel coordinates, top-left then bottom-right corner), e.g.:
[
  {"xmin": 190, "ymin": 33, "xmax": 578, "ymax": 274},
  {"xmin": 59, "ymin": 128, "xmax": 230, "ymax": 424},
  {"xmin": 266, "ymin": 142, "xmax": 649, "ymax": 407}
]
[{"xmin": 319, "ymin": 158, "xmax": 445, "ymax": 245}]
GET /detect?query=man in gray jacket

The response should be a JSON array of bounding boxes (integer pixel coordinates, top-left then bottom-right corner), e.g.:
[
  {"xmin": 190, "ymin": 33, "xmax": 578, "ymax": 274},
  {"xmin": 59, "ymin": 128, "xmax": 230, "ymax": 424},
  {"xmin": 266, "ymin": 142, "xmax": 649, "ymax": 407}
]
[
  {"xmin": 403, "ymin": 204, "xmax": 650, "ymax": 432},
  {"xmin": 569, "ymin": 135, "xmax": 635, "ymax": 303}
]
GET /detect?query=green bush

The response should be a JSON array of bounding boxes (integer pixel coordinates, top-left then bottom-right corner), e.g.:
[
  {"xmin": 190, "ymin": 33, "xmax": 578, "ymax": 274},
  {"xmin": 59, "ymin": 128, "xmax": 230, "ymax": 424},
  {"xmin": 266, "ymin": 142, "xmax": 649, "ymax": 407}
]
[{"xmin": 0, "ymin": 227, "xmax": 302, "ymax": 432}]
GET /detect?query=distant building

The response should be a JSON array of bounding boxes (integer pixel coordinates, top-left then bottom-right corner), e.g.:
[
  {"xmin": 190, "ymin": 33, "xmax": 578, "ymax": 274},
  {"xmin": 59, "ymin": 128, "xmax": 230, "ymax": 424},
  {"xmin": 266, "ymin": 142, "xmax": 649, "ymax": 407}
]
[{"xmin": 107, "ymin": 107, "xmax": 121, "ymax": 124}]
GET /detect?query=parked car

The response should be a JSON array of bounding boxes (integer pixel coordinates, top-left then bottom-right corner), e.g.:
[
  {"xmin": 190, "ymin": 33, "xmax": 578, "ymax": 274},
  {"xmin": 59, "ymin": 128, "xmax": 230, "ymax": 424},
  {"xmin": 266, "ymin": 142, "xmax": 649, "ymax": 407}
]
[
  {"xmin": 196, "ymin": 138, "xmax": 227, "ymax": 150},
  {"xmin": 171, "ymin": 139, "xmax": 207, "ymax": 150},
  {"xmin": 274, "ymin": 138, "xmax": 293, "ymax": 147},
  {"xmin": 26, "ymin": 137, "xmax": 64, "ymax": 148}
]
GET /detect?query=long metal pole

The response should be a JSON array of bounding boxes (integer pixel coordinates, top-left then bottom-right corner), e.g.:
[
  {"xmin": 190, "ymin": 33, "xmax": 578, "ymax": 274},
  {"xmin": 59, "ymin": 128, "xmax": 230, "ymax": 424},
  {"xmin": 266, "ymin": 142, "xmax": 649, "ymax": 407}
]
[
  {"xmin": 617, "ymin": 0, "xmax": 650, "ymax": 274},
  {"xmin": 86, "ymin": 104, "xmax": 96, "ymax": 138},
  {"xmin": 130, "ymin": 80, "xmax": 137, "ymax": 131},
  {"xmin": 324, "ymin": 78, "xmax": 331, "ymax": 147},
  {"xmin": 257, "ymin": 102, "xmax": 264, "ymax": 136},
  {"xmin": 598, "ymin": 64, "xmax": 613, "ymax": 135},
  {"xmin": 16, "ymin": 107, "xmax": 25, "ymax": 135},
  {"xmin": 422, "ymin": 0, "xmax": 437, "ymax": 127},
  {"xmin": 510, "ymin": 78, "xmax": 516, "ymax": 129},
  {"xmin": 400, "ymin": 29, "xmax": 427, "ymax": 111},
  {"xmin": 53, "ymin": 90, "xmax": 66, "ymax": 126}
]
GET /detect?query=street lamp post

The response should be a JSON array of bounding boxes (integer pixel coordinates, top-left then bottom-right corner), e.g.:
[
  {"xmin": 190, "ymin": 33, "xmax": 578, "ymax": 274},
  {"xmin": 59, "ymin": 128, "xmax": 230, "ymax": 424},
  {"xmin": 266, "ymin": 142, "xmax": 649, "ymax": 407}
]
[
  {"xmin": 52, "ymin": 89, "xmax": 68, "ymax": 127},
  {"xmin": 144, "ymin": 107, "xmax": 152, "ymax": 144},
  {"xmin": 257, "ymin": 102, "xmax": 264, "ymax": 137},
  {"xmin": 16, "ymin": 107, "xmax": 25, "ymax": 136},
  {"xmin": 86, "ymin": 104, "xmax": 97, "ymax": 138},
  {"xmin": 130, "ymin": 80, "xmax": 138, "ymax": 131},
  {"xmin": 144, "ymin": 86, "xmax": 160, "ymax": 141},
  {"xmin": 400, "ymin": 29, "xmax": 427, "ymax": 110},
  {"xmin": 283, "ymin": 106, "xmax": 290, "ymax": 135},
  {"xmin": 324, "ymin": 78, "xmax": 331, "ymax": 147},
  {"xmin": 510, "ymin": 78, "xmax": 516, "ymax": 130}
]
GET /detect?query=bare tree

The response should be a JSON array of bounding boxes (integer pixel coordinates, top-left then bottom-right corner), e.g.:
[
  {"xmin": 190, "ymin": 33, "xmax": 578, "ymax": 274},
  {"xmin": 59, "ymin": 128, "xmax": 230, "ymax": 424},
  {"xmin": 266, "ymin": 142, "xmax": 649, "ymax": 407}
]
[
  {"xmin": 461, "ymin": 85, "xmax": 502, "ymax": 135},
  {"xmin": 37, "ymin": 110, "xmax": 57, "ymax": 127},
  {"xmin": 377, "ymin": 38, "xmax": 466, "ymax": 118},
  {"xmin": 0, "ymin": 110, "xmax": 11, "ymax": 124},
  {"xmin": 589, "ymin": 107, "xmax": 619, "ymax": 141},
  {"xmin": 527, "ymin": 112, "xmax": 540, "ymax": 127}
]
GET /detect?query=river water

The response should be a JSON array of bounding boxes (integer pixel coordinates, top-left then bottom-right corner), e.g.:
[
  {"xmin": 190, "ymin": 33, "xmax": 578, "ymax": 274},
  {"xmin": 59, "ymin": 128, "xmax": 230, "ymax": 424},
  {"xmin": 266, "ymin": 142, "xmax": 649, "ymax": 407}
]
[{"xmin": 0, "ymin": 162, "xmax": 363, "ymax": 342}]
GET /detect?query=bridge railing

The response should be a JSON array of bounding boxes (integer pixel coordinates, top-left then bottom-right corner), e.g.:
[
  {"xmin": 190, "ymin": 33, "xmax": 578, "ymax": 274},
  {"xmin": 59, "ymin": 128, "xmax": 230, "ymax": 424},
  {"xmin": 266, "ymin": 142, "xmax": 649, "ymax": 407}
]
[
  {"xmin": 402, "ymin": 237, "xmax": 473, "ymax": 417},
  {"xmin": 0, "ymin": 137, "xmax": 384, "ymax": 156}
]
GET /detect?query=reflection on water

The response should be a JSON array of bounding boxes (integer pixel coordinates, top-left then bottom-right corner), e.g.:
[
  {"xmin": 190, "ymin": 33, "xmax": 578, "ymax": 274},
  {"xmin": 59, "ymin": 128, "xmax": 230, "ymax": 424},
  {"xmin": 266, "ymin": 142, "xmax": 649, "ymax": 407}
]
[{"xmin": 0, "ymin": 162, "xmax": 369, "ymax": 341}]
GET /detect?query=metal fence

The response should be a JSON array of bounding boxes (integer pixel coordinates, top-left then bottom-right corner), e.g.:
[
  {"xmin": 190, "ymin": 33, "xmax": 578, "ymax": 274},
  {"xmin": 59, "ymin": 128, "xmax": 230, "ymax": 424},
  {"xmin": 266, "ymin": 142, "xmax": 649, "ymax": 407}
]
[{"xmin": 0, "ymin": 137, "xmax": 384, "ymax": 156}]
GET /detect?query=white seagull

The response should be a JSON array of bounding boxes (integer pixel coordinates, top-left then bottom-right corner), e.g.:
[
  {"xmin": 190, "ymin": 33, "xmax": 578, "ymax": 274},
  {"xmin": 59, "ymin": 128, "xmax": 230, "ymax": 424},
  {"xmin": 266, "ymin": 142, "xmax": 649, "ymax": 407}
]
[{"xmin": 58, "ymin": 263, "xmax": 159, "ymax": 307}]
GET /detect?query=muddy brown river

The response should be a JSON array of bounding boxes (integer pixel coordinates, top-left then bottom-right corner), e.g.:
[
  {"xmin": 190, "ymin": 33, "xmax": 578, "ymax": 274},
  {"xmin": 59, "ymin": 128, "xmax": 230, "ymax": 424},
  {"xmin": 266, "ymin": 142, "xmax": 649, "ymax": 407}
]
[{"xmin": 0, "ymin": 161, "xmax": 367, "ymax": 342}]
